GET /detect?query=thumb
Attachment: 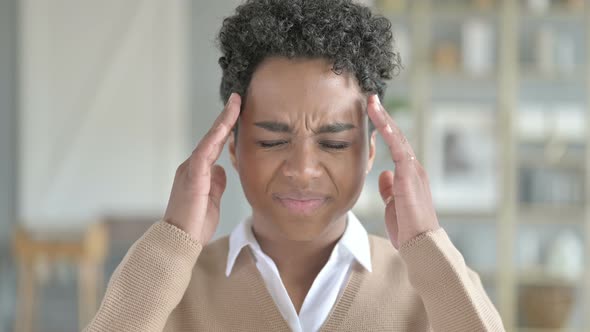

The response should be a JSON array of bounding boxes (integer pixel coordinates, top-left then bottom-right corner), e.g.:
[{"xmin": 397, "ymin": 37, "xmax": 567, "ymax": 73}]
[
  {"xmin": 379, "ymin": 170, "xmax": 399, "ymax": 248},
  {"xmin": 209, "ymin": 164, "xmax": 227, "ymax": 209},
  {"xmin": 378, "ymin": 170, "xmax": 395, "ymax": 202}
]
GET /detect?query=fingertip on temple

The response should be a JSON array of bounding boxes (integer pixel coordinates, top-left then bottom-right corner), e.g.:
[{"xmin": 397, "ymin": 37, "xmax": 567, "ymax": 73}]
[
  {"xmin": 227, "ymin": 92, "xmax": 242, "ymax": 106},
  {"xmin": 367, "ymin": 94, "xmax": 380, "ymax": 108}
]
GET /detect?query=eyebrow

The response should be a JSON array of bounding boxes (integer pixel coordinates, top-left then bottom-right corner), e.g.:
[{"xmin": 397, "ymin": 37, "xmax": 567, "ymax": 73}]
[
  {"xmin": 253, "ymin": 121, "xmax": 356, "ymax": 134},
  {"xmin": 316, "ymin": 123, "xmax": 356, "ymax": 134},
  {"xmin": 254, "ymin": 121, "xmax": 290, "ymax": 133}
]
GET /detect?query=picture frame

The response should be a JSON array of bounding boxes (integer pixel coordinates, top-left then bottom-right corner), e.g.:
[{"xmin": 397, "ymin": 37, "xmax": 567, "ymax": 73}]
[{"xmin": 427, "ymin": 104, "xmax": 498, "ymax": 212}]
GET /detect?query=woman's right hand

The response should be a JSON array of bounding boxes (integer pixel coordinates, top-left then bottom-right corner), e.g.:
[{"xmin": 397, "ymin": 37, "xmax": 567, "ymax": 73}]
[{"xmin": 163, "ymin": 93, "xmax": 241, "ymax": 246}]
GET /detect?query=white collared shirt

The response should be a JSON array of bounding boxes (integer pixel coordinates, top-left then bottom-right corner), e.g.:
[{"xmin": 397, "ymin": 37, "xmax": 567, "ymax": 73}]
[{"xmin": 226, "ymin": 211, "xmax": 372, "ymax": 332}]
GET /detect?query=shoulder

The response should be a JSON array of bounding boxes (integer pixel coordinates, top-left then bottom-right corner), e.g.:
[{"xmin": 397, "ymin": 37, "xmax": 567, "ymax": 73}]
[
  {"xmin": 193, "ymin": 236, "xmax": 230, "ymax": 277},
  {"xmin": 367, "ymin": 234, "xmax": 409, "ymax": 277},
  {"xmin": 353, "ymin": 235, "xmax": 424, "ymax": 316},
  {"xmin": 367, "ymin": 234, "xmax": 397, "ymax": 261},
  {"xmin": 368, "ymin": 233, "xmax": 394, "ymax": 250}
]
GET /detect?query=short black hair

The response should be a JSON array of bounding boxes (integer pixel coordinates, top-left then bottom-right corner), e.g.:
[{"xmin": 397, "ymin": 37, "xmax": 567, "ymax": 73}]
[{"xmin": 216, "ymin": 0, "xmax": 400, "ymax": 105}]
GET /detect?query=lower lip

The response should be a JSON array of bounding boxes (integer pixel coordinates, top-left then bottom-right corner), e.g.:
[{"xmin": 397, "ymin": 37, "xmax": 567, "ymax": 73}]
[{"xmin": 276, "ymin": 198, "xmax": 326, "ymax": 214}]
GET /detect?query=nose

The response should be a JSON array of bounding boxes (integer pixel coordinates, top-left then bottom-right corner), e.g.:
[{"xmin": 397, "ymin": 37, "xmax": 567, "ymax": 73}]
[{"xmin": 281, "ymin": 140, "xmax": 322, "ymax": 186}]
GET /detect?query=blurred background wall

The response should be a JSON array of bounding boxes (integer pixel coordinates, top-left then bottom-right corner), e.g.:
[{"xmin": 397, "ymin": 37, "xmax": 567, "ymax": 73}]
[
  {"xmin": 9, "ymin": 0, "xmax": 249, "ymax": 236},
  {"xmin": 0, "ymin": 0, "xmax": 18, "ymax": 246},
  {"xmin": 0, "ymin": 0, "xmax": 19, "ymax": 328},
  {"xmin": 17, "ymin": 0, "xmax": 187, "ymax": 228}
]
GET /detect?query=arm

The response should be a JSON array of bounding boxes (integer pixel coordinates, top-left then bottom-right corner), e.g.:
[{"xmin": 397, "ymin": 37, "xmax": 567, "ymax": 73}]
[
  {"xmin": 366, "ymin": 95, "xmax": 504, "ymax": 331},
  {"xmin": 83, "ymin": 221, "xmax": 202, "ymax": 332},
  {"xmin": 400, "ymin": 229, "xmax": 505, "ymax": 332},
  {"xmin": 84, "ymin": 93, "xmax": 242, "ymax": 331}
]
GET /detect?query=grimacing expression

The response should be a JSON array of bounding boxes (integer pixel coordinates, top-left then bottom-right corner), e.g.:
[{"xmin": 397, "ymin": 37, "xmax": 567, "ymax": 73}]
[{"xmin": 229, "ymin": 57, "xmax": 376, "ymax": 241}]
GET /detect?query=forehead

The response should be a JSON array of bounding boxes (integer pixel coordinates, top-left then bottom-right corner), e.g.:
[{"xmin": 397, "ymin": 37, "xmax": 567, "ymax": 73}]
[{"xmin": 245, "ymin": 57, "xmax": 365, "ymax": 119}]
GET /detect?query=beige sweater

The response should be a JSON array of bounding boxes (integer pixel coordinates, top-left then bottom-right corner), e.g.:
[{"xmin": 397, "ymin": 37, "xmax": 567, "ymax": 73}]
[{"xmin": 84, "ymin": 221, "xmax": 505, "ymax": 331}]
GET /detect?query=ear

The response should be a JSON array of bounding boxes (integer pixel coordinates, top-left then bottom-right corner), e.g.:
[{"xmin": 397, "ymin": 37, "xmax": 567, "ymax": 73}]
[
  {"xmin": 366, "ymin": 130, "xmax": 377, "ymax": 174},
  {"xmin": 228, "ymin": 131, "xmax": 238, "ymax": 171}
]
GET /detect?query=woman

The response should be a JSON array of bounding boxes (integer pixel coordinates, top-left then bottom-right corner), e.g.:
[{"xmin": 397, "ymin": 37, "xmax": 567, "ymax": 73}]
[{"xmin": 85, "ymin": 0, "xmax": 504, "ymax": 331}]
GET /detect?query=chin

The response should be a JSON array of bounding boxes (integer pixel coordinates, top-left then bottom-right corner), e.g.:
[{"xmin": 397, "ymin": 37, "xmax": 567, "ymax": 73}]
[
  {"xmin": 249, "ymin": 197, "xmax": 351, "ymax": 241},
  {"xmin": 272, "ymin": 211, "xmax": 343, "ymax": 241}
]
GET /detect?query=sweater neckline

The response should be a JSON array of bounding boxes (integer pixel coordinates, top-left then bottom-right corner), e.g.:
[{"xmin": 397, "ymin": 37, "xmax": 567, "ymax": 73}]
[
  {"xmin": 320, "ymin": 262, "xmax": 366, "ymax": 331},
  {"xmin": 232, "ymin": 239, "xmax": 369, "ymax": 331}
]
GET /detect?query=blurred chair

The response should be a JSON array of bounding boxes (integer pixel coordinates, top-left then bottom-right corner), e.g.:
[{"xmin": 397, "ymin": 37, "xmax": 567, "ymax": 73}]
[{"xmin": 11, "ymin": 221, "xmax": 108, "ymax": 332}]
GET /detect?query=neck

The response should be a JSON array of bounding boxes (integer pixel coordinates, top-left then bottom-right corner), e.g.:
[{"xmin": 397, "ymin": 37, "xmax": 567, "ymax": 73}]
[{"xmin": 250, "ymin": 214, "xmax": 347, "ymax": 279}]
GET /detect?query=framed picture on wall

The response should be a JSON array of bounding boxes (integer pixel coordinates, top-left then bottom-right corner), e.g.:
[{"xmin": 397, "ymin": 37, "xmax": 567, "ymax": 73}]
[{"xmin": 426, "ymin": 104, "xmax": 498, "ymax": 212}]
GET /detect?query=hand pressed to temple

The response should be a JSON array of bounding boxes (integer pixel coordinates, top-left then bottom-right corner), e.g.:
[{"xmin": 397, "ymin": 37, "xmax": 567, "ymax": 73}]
[
  {"xmin": 163, "ymin": 93, "xmax": 241, "ymax": 245},
  {"xmin": 366, "ymin": 95, "xmax": 440, "ymax": 249}
]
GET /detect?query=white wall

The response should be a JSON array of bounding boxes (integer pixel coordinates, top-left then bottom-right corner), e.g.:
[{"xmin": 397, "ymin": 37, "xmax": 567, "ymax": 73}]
[
  {"xmin": 17, "ymin": 0, "xmax": 251, "ymax": 235},
  {"xmin": 19, "ymin": 0, "xmax": 190, "ymax": 228}
]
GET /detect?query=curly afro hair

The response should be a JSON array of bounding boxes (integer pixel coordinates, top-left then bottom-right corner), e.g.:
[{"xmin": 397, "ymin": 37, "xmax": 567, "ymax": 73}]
[{"xmin": 216, "ymin": 0, "xmax": 401, "ymax": 105}]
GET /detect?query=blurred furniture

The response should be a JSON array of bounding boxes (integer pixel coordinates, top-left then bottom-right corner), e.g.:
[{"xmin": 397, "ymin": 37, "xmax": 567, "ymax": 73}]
[
  {"xmin": 519, "ymin": 284, "xmax": 575, "ymax": 328},
  {"xmin": 12, "ymin": 222, "xmax": 108, "ymax": 332},
  {"xmin": 101, "ymin": 215, "xmax": 155, "ymax": 254}
]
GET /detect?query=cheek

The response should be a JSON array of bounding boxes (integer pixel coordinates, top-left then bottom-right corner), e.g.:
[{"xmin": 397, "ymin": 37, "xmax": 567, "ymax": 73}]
[
  {"xmin": 235, "ymin": 143, "xmax": 279, "ymax": 200},
  {"xmin": 321, "ymin": 145, "xmax": 369, "ymax": 195},
  {"xmin": 337, "ymin": 144, "xmax": 370, "ymax": 193}
]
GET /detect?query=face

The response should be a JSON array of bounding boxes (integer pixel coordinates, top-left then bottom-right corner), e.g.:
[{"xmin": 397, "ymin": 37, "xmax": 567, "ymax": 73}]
[{"xmin": 229, "ymin": 57, "xmax": 376, "ymax": 241}]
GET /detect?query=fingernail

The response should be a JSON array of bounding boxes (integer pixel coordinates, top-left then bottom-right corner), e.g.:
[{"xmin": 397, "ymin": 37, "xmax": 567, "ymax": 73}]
[
  {"xmin": 228, "ymin": 93, "xmax": 236, "ymax": 104},
  {"xmin": 372, "ymin": 95, "xmax": 382, "ymax": 112},
  {"xmin": 385, "ymin": 124, "xmax": 393, "ymax": 133}
]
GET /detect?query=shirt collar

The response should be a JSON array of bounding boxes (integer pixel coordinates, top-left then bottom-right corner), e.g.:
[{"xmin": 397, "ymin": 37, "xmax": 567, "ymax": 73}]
[
  {"xmin": 338, "ymin": 211, "xmax": 372, "ymax": 273},
  {"xmin": 225, "ymin": 211, "xmax": 372, "ymax": 277}
]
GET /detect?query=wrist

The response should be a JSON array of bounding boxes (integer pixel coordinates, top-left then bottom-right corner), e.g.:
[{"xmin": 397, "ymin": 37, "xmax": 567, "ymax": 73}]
[{"xmin": 164, "ymin": 219, "xmax": 203, "ymax": 244}]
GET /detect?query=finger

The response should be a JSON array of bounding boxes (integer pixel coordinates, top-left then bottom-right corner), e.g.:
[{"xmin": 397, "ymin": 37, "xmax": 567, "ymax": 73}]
[
  {"xmin": 369, "ymin": 95, "xmax": 416, "ymax": 158},
  {"xmin": 367, "ymin": 95, "xmax": 416, "ymax": 178},
  {"xmin": 367, "ymin": 95, "xmax": 416, "ymax": 160},
  {"xmin": 190, "ymin": 93, "xmax": 241, "ymax": 177},
  {"xmin": 204, "ymin": 93, "xmax": 242, "ymax": 147},
  {"xmin": 208, "ymin": 164, "xmax": 227, "ymax": 210},
  {"xmin": 196, "ymin": 93, "xmax": 241, "ymax": 156},
  {"xmin": 379, "ymin": 170, "xmax": 399, "ymax": 248},
  {"xmin": 378, "ymin": 170, "xmax": 394, "ymax": 201}
]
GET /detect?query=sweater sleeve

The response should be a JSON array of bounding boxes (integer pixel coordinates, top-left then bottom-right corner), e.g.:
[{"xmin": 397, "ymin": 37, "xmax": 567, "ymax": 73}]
[
  {"xmin": 83, "ymin": 221, "xmax": 203, "ymax": 332},
  {"xmin": 399, "ymin": 228, "xmax": 505, "ymax": 332}
]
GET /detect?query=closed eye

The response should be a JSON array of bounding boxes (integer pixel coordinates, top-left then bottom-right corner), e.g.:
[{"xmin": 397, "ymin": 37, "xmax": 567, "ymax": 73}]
[
  {"xmin": 319, "ymin": 141, "xmax": 351, "ymax": 150},
  {"xmin": 257, "ymin": 140, "xmax": 288, "ymax": 148}
]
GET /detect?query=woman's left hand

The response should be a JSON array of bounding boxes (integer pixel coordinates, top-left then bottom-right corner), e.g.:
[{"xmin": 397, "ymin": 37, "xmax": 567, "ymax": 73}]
[{"xmin": 366, "ymin": 95, "xmax": 440, "ymax": 249}]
